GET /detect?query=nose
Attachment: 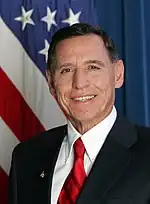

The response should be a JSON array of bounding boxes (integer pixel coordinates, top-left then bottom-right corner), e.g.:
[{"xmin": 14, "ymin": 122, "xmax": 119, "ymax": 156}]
[{"xmin": 72, "ymin": 68, "xmax": 90, "ymax": 89}]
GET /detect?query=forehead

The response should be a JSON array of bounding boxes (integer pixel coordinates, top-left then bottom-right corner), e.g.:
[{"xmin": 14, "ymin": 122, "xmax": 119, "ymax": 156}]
[{"xmin": 55, "ymin": 34, "xmax": 110, "ymax": 63}]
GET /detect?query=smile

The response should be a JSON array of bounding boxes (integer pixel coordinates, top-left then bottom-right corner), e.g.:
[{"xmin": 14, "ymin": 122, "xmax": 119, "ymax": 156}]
[{"xmin": 72, "ymin": 95, "xmax": 96, "ymax": 102}]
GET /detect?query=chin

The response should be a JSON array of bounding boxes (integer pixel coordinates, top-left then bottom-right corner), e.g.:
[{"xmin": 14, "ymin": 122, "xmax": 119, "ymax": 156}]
[{"xmin": 72, "ymin": 112, "xmax": 98, "ymax": 123}]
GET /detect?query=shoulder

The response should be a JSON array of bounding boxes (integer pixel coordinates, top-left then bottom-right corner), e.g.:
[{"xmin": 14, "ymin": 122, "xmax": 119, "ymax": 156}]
[
  {"xmin": 114, "ymin": 116, "xmax": 150, "ymax": 150},
  {"xmin": 135, "ymin": 124, "xmax": 150, "ymax": 143},
  {"xmin": 12, "ymin": 124, "xmax": 67, "ymax": 157},
  {"xmin": 127, "ymin": 124, "xmax": 150, "ymax": 158},
  {"xmin": 116, "ymin": 116, "xmax": 150, "ymax": 142}
]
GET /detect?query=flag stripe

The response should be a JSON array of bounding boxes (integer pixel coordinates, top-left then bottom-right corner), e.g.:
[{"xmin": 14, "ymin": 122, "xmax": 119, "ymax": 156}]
[
  {"xmin": 0, "ymin": 17, "xmax": 66, "ymax": 130},
  {"xmin": 0, "ymin": 117, "xmax": 20, "ymax": 174},
  {"xmin": 0, "ymin": 67, "xmax": 45, "ymax": 142},
  {"xmin": 0, "ymin": 167, "xmax": 8, "ymax": 204},
  {"xmin": 0, "ymin": 1, "xmax": 97, "ymax": 203}
]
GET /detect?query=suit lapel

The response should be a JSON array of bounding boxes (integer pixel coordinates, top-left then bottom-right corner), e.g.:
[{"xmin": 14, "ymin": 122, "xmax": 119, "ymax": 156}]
[
  {"xmin": 31, "ymin": 125, "xmax": 67, "ymax": 204},
  {"xmin": 77, "ymin": 117, "xmax": 137, "ymax": 204},
  {"xmin": 33, "ymin": 146, "xmax": 60, "ymax": 204}
]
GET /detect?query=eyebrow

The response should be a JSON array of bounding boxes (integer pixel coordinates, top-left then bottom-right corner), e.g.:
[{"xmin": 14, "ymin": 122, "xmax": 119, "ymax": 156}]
[
  {"xmin": 58, "ymin": 63, "xmax": 74, "ymax": 70},
  {"xmin": 84, "ymin": 60, "xmax": 105, "ymax": 67}
]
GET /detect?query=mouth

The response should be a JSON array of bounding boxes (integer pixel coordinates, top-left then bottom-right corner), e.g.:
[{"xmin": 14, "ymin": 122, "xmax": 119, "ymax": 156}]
[{"xmin": 72, "ymin": 95, "xmax": 96, "ymax": 102}]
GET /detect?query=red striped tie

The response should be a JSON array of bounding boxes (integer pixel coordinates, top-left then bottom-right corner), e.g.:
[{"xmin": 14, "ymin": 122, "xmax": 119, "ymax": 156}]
[{"xmin": 58, "ymin": 138, "xmax": 86, "ymax": 204}]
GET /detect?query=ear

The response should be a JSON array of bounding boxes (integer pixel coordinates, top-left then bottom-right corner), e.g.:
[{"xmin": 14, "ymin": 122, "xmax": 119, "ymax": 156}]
[
  {"xmin": 46, "ymin": 70, "xmax": 56, "ymax": 97},
  {"xmin": 114, "ymin": 60, "xmax": 124, "ymax": 88}
]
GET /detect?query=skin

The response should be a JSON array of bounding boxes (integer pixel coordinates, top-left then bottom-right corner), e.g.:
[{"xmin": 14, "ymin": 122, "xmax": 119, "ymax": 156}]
[{"xmin": 46, "ymin": 34, "xmax": 124, "ymax": 134}]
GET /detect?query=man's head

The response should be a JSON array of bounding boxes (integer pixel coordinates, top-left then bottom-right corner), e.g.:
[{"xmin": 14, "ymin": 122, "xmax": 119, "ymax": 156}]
[{"xmin": 46, "ymin": 23, "xmax": 124, "ymax": 133}]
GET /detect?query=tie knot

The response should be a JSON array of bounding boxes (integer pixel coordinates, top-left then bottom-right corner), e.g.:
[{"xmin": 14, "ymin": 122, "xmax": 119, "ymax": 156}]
[{"xmin": 74, "ymin": 138, "xmax": 85, "ymax": 157}]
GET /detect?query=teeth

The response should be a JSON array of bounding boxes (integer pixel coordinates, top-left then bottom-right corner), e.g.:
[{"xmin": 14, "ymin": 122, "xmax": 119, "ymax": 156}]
[{"xmin": 73, "ymin": 95, "xmax": 95, "ymax": 102}]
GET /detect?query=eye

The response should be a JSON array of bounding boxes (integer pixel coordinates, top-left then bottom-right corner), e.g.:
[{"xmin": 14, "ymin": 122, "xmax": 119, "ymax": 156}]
[
  {"xmin": 60, "ymin": 68, "xmax": 71, "ymax": 74},
  {"xmin": 88, "ymin": 65, "xmax": 101, "ymax": 70}
]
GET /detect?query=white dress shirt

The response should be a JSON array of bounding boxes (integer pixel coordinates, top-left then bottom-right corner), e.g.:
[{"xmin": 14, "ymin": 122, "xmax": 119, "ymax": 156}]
[{"xmin": 51, "ymin": 106, "xmax": 117, "ymax": 204}]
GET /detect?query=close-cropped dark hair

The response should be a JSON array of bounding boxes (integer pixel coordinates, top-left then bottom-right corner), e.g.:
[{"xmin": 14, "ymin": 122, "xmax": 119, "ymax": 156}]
[{"xmin": 47, "ymin": 23, "xmax": 119, "ymax": 74}]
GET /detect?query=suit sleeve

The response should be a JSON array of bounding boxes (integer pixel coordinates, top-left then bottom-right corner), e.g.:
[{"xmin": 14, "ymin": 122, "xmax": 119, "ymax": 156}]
[{"xmin": 8, "ymin": 147, "xmax": 19, "ymax": 204}]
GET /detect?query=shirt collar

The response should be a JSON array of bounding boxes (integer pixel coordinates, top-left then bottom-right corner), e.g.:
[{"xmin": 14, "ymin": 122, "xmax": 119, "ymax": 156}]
[{"xmin": 66, "ymin": 106, "xmax": 117, "ymax": 163}]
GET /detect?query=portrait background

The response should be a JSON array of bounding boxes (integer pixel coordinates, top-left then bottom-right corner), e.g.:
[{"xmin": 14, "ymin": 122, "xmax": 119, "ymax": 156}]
[
  {"xmin": 95, "ymin": 0, "xmax": 150, "ymax": 127},
  {"xmin": 1, "ymin": 0, "xmax": 150, "ymax": 203}
]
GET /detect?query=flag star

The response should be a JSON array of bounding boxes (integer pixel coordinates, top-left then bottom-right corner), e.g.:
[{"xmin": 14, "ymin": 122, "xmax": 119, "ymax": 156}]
[
  {"xmin": 41, "ymin": 7, "xmax": 57, "ymax": 31},
  {"xmin": 38, "ymin": 40, "xmax": 49, "ymax": 63},
  {"xmin": 15, "ymin": 6, "xmax": 35, "ymax": 30},
  {"xmin": 62, "ymin": 8, "xmax": 81, "ymax": 26}
]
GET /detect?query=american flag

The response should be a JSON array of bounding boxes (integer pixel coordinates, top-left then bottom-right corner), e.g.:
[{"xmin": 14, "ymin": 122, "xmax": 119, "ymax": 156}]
[{"xmin": 0, "ymin": 0, "xmax": 97, "ymax": 203}]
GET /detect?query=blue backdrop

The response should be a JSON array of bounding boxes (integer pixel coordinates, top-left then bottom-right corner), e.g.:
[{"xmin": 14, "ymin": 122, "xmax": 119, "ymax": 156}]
[{"xmin": 95, "ymin": 0, "xmax": 150, "ymax": 127}]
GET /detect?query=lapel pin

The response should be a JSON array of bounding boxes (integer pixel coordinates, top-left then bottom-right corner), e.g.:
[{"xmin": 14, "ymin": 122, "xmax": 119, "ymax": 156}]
[{"xmin": 40, "ymin": 171, "xmax": 45, "ymax": 178}]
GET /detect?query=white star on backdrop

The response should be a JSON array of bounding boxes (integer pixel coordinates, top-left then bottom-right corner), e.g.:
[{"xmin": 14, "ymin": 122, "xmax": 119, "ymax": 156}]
[
  {"xmin": 38, "ymin": 40, "xmax": 50, "ymax": 63},
  {"xmin": 15, "ymin": 6, "xmax": 35, "ymax": 30},
  {"xmin": 62, "ymin": 8, "xmax": 81, "ymax": 26},
  {"xmin": 41, "ymin": 7, "xmax": 57, "ymax": 31}
]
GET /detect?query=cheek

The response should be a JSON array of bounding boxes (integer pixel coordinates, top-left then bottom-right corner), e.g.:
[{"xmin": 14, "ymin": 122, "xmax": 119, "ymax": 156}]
[
  {"xmin": 54, "ymin": 82, "xmax": 70, "ymax": 105},
  {"xmin": 54, "ymin": 74, "xmax": 74, "ymax": 98},
  {"xmin": 94, "ymin": 74, "xmax": 115, "ymax": 99},
  {"xmin": 54, "ymin": 72, "xmax": 73, "ymax": 88},
  {"xmin": 95, "ymin": 77, "xmax": 112, "ymax": 90}
]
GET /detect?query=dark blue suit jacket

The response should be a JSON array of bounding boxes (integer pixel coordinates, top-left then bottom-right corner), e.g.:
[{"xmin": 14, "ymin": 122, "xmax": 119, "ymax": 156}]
[{"xmin": 8, "ymin": 117, "xmax": 150, "ymax": 204}]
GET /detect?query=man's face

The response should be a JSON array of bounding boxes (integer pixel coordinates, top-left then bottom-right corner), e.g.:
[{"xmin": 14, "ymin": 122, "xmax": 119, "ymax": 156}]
[{"xmin": 47, "ymin": 34, "xmax": 124, "ymax": 127}]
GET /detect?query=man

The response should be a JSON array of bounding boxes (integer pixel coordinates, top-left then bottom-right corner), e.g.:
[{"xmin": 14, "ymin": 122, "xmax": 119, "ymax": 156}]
[{"xmin": 9, "ymin": 23, "xmax": 150, "ymax": 204}]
